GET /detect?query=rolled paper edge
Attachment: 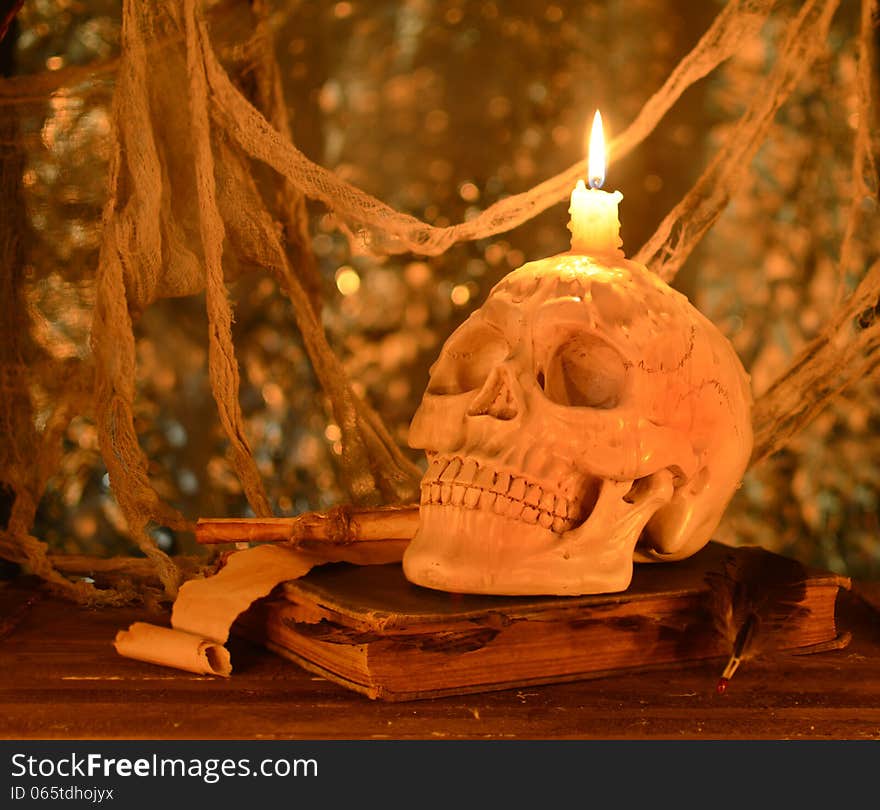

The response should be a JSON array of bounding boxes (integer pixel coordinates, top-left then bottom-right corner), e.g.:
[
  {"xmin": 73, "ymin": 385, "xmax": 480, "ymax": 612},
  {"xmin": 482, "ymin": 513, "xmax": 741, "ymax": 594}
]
[
  {"xmin": 116, "ymin": 543, "xmax": 408, "ymax": 676},
  {"xmin": 114, "ymin": 622, "xmax": 232, "ymax": 677},
  {"xmin": 170, "ymin": 545, "xmax": 323, "ymax": 643}
]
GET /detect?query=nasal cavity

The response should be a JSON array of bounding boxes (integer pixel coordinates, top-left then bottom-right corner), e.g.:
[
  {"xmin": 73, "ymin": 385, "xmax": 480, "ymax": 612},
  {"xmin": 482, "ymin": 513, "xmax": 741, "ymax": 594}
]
[{"xmin": 467, "ymin": 367, "xmax": 519, "ymax": 421}]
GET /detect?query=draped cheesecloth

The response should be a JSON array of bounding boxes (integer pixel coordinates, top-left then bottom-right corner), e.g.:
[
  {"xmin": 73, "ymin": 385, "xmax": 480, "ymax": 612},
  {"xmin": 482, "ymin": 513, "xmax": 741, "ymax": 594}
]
[{"xmin": 0, "ymin": 0, "xmax": 876, "ymax": 604}]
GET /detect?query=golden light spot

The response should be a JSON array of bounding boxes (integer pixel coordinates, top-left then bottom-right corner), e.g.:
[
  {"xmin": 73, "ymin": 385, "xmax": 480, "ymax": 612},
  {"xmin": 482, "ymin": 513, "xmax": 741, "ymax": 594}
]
[
  {"xmin": 550, "ymin": 124, "xmax": 572, "ymax": 146},
  {"xmin": 644, "ymin": 174, "xmax": 663, "ymax": 193},
  {"xmin": 459, "ymin": 182, "xmax": 479, "ymax": 202},
  {"xmin": 488, "ymin": 96, "xmax": 511, "ymax": 119},
  {"xmin": 425, "ymin": 109, "xmax": 449, "ymax": 133},
  {"xmin": 256, "ymin": 278, "xmax": 275, "ymax": 297},
  {"xmin": 335, "ymin": 266, "xmax": 361, "ymax": 295},
  {"xmin": 72, "ymin": 514, "xmax": 98, "ymax": 539},
  {"xmin": 484, "ymin": 243, "xmax": 506, "ymax": 265},
  {"xmin": 46, "ymin": 56, "xmax": 64, "ymax": 71},
  {"xmin": 388, "ymin": 379, "xmax": 410, "ymax": 400},
  {"xmin": 428, "ymin": 160, "xmax": 452, "ymax": 182},
  {"xmin": 405, "ymin": 261, "xmax": 431, "ymax": 287},
  {"xmin": 334, "ymin": 2, "xmax": 353, "ymax": 19},
  {"xmin": 313, "ymin": 233, "xmax": 334, "ymax": 256},
  {"xmin": 261, "ymin": 382, "xmax": 284, "ymax": 409},
  {"xmin": 324, "ymin": 423, "xmax": 342, "ymax": 442},
  {"xmin": 74, "ymin": 424, "xmax": 98, "ymax": 450},
  {"xmin": 467, "ymin": 259, "xmax": 486, "ymax": 277},
  {"xmin": 451, "ymin": 284, "xmax": 471, "ymax": 306}
]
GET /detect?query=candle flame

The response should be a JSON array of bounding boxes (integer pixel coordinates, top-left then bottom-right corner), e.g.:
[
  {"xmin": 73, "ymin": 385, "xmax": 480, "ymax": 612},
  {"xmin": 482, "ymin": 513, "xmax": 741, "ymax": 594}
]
[{"xmin": 588, "ymin": 110, "xmax": 605, "ymax": 189}]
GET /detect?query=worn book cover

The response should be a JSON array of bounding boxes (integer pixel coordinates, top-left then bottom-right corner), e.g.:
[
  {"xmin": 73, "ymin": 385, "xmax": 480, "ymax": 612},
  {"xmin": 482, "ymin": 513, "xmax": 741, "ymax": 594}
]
[{"xmin": 237, "ymin": 541, "xmax": 851, "ymax": 700}]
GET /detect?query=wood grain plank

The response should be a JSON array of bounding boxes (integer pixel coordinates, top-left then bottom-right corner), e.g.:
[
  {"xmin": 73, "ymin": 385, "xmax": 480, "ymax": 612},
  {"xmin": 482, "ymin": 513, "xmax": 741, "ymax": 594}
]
[{"xmin": 1, "ymin": 578, "xmax": 878, "ymax": 739}]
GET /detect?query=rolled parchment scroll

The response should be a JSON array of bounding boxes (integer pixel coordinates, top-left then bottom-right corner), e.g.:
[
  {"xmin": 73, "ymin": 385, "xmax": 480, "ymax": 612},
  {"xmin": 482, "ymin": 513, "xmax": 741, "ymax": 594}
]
[
  {"xmin": 114, "ymin": 524, "xmax": 409, "ymax": 676},
  {"xmin": 114, "ymin": 623, "xmax": 232, "ymax": 677}
]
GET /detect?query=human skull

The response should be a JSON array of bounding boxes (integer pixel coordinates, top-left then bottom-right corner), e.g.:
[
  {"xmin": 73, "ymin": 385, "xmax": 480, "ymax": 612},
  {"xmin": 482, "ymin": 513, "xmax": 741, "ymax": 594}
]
[{"xmin": 404, "ymin": 253, "xmax": 753, "ymax": 595}]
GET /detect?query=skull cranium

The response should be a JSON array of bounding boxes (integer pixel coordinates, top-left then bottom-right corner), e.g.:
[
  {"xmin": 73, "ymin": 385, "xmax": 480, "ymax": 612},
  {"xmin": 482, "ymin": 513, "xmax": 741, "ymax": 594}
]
[{"xmin": 403, "ymin": 253, "xmax": 753, "ymax": 595}]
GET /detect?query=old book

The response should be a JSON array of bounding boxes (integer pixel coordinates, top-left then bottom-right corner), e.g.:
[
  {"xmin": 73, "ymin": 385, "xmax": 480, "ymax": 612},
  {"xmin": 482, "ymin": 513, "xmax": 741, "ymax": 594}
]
[{"xmin": 236, "ymin": 541, "xmax": 851, "ymax": 701}]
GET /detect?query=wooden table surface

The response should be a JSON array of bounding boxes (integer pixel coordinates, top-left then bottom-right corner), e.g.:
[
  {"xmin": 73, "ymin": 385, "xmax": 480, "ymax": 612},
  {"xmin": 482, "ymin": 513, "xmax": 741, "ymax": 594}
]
[{"xmin": 2, "ymin": 575, "xmax": 879, "ymax": 740}]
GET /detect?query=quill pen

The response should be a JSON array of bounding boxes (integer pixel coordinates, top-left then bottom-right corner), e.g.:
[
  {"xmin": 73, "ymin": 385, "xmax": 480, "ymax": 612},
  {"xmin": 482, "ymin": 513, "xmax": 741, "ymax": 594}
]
[{"xmin": 705, "ymin": 546, "xmax": 811, "ymax": 694}]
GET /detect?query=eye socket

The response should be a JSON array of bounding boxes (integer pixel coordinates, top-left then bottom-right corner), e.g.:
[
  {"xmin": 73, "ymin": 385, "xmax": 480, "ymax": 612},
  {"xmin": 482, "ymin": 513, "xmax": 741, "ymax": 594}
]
[
  {"xmin": 541, "ymin": 334, "xmax": 627, "ymax": 408},
  {"xmin": 426, "ymin": 322, "xmax": 508, "ymax": 395}
]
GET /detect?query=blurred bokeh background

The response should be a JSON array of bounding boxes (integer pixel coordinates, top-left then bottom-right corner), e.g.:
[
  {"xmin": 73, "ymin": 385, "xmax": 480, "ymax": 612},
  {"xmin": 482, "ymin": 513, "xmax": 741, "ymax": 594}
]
[{"xmin": 2, "ymin": 0, "xmax": 878, "ymax": 579}]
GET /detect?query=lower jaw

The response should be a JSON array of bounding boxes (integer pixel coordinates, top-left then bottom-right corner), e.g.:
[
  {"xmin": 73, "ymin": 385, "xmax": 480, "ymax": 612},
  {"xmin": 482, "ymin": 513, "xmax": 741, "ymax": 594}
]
[{"xmin": 402, "ymin": 503, "xmax": 633, "ymax": 596}]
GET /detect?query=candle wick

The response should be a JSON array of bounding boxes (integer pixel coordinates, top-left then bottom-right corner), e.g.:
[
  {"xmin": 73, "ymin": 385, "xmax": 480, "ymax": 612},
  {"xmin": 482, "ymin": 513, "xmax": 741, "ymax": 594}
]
[{"xmin": 589, "ymin": 176, "xmax": 603, "ymax": 190}]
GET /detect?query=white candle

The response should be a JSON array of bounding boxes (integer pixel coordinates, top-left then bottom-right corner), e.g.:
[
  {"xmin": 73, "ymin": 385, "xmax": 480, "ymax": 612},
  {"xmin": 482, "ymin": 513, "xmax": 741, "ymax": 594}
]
[{"xmin": 567, "ymin": 111, "xmax": 624, "ymax": 257}]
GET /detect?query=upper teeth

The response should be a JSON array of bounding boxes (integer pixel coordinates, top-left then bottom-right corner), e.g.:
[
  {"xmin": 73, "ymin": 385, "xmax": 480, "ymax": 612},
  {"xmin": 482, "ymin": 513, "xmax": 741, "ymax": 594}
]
[{"xmin": 420, "ymin": 456, "xmax": 577, "ymax": 533}]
